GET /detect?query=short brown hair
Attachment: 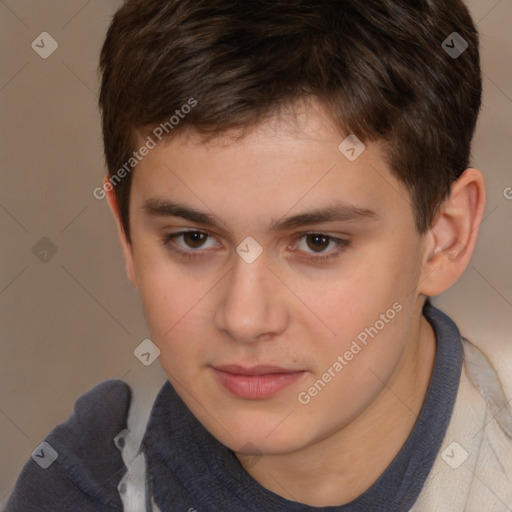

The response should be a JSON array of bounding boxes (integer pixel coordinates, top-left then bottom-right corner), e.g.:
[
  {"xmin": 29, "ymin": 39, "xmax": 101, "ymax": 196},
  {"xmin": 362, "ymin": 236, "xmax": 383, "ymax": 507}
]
[{"xmin": 99, "ymin": 0, "xmax": 481, "ymax": 242}]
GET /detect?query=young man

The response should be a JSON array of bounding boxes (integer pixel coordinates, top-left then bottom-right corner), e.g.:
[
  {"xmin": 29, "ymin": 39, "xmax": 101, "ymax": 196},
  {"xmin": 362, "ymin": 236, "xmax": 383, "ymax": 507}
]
[{"xmin": 6, "ymin": 0, "xmax": 512, "ymax": 510}]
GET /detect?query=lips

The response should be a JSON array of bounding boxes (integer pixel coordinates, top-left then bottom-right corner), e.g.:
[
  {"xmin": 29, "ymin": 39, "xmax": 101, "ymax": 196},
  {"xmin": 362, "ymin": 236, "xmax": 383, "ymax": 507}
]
[
  {"xmin": 215, "ymin": 365, "xmax": 301, "ymax": 375},
  {"xmin": 212, "ymin": 365, "xmax": 306, "ymax": 399}
]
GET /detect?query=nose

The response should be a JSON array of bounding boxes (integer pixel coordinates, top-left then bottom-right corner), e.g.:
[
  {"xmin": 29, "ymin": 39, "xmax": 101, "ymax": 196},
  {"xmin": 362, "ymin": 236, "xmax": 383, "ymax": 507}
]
[{"xmin": 214, "ymin": 252, "xmax": 289, "ymax": 343}]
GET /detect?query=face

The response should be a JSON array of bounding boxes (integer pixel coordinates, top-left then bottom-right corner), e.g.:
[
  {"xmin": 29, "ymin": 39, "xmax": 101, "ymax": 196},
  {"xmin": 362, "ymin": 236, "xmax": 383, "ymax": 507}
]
[{"xmin": 118, "ymin": 104, "xmax": 430, "ymax": 456}]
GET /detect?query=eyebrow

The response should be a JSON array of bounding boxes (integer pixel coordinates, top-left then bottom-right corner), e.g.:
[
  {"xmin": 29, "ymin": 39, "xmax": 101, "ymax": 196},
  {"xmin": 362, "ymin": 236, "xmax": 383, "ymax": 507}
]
[{"xmin": 142, "ymin": 198, "xmax": 378, "ymax": 232}]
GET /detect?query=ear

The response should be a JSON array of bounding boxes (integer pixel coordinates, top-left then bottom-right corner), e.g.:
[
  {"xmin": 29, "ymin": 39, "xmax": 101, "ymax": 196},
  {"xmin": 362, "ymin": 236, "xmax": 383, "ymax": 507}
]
[
  {"xmin": 104, "ymin": 178, "xmax": 138, "ymax": 289},
  {"xmin": 418, "ymin": 168, "xmax": 486, "ymax": 297}
]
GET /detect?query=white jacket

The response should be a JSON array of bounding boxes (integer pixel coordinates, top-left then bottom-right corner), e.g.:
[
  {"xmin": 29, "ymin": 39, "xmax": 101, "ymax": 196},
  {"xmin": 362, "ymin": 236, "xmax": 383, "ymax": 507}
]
[{"xmin": 411, "ymin": 338, "xmax": 512, "ymax": 511}]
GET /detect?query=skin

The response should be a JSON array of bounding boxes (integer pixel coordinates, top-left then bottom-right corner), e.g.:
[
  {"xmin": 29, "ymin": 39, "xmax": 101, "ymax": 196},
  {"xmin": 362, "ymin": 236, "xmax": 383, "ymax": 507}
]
[{"xmin": 106, "ymin": 101, "xmax": 486, "ymax": 506}]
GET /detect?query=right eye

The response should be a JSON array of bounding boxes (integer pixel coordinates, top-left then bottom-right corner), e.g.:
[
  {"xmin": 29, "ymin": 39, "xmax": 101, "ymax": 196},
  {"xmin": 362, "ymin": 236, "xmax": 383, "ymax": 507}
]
[{"xmin": 162, "ymin": 230, "xmax": 221, "ymax": 260}]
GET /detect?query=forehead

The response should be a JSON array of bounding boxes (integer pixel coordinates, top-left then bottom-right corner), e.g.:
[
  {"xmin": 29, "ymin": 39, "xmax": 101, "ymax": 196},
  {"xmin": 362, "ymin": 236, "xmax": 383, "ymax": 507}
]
[{"xmin": 130, "ymin": 106, "xmax": 413, "ymax": 232}]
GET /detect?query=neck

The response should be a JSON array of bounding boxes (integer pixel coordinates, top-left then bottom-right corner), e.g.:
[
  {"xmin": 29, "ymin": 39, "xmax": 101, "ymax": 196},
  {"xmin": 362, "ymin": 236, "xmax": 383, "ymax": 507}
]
[{"xmin": 238, "ymin": 314, "xmax": 436, "ymax": 507}]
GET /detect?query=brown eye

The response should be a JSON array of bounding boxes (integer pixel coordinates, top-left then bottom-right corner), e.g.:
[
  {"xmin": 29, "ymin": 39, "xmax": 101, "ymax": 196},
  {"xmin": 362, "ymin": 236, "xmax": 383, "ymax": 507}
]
[
  {"xmin": 305, "ymin": 234, "xmax": 330, "ymax": 252},
  {"xmin": 162, "ymin": 230, "xmax": 220, "ymax": 262},
  {"xmin": 182, "ymin": 231, "xmax": 208, "ymax": 248},
  {"xmin": 289, "ymin": 233, "xmax": 349, "ymax": 263}
]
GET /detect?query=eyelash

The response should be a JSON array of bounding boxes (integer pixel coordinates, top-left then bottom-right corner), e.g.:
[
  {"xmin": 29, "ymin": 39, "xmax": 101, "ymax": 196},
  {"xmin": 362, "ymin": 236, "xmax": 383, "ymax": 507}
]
[{"xmin": 161, "ymin": 230, "xmax": 349, "ymax": 263}]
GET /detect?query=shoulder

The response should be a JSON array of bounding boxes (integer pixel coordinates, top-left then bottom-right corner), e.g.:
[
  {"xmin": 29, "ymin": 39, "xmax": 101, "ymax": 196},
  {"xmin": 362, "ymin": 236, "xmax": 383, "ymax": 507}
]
[
  {"xmin": 5, "ymin": 379, "xmax": 132, "ymax": 512},
  {"xmin": 411, "ymin": 337, "xmax": 512, "ymax": 510},
  {"xmin": 460, "ymin": 339, "xmax": 512, "ymax": 504},
  {"xmin": 66, "ymin": 379, "xmax": 132, "ymax": 436}
]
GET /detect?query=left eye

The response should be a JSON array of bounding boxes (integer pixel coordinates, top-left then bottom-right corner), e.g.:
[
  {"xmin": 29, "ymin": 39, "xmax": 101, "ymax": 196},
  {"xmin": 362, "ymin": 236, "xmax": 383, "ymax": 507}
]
[
  {"xmin": 291, "ymin": 233, "xmax": 344, "ymax": 254},
  {"xmin": 298, "ymin": 234, "xmax": 337, "ymax": 253}
]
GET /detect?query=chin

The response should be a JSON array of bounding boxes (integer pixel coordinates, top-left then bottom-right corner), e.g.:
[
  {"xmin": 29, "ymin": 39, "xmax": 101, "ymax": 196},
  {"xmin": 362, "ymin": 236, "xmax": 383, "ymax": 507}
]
[{"xmin": 209, "ymin": 411, "xmax": 315, "ymax": 455}]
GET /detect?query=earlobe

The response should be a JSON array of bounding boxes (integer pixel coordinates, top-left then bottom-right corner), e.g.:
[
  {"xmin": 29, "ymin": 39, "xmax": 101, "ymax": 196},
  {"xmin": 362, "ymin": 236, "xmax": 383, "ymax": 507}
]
[
  {"xmin": 104, "ymin": 178, "xmax": 138, "ymax": 289},
  {"xmin": 418, "ymin": 168, "xmax": 486, "ymax": 297}
]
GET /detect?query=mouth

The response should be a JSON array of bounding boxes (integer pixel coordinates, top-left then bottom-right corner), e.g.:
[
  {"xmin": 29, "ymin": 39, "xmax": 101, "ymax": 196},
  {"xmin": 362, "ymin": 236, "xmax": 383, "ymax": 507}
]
[{"xmin": 212, "ymin": 365, "xmax": 307, "ymax": 399}]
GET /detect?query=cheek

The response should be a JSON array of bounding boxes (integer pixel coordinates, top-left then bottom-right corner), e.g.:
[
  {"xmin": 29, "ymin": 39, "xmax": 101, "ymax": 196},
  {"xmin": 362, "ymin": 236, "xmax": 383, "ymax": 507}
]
[
  {"xmin": 295, "ymin": 300, "xmax": 414, "ymax": 433},
  {"xmin": 132, "ymin": 246, "xmax": 192, "ymax": 338},
  {"xmin": 298, "ymin": 242, "xmax": 420, "ymax": 375},
  {"xmin": 133, "ymin": 250, "xmax": 220, "ymax": 374},
  {"xmin": 304, "ymin": 262, "xmax": 409, "ymax": 342}
]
